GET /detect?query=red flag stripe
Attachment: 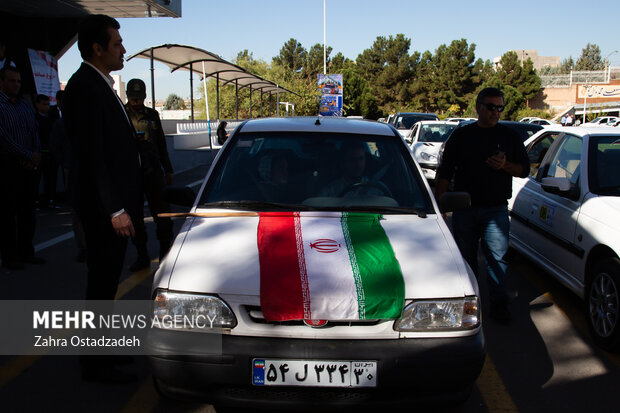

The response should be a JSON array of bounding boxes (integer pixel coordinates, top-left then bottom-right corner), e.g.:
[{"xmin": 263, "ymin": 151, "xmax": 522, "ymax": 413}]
[{"xmin": 258, "ymin": 213, "xmax": 306, "ymax": 321}]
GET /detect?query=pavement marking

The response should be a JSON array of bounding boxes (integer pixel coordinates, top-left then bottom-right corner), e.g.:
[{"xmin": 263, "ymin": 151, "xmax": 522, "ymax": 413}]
[
  {"xmin": 34, "ymin": 231, "xmax": 74, "ymax": 252},
  {"xmin": 188, "ymin": 179, "xmax": 204, "ymax": 188},
  {"xmin": 0, "ymin": 262, "xmax": 156, "ymax": 390},
  {"xmin": 476, "ymin": 354, "xmax": 519, "ymax": 412},
  {"xmin": 115, "ymin": 260, "xmax": 158, "ymax": 300}
]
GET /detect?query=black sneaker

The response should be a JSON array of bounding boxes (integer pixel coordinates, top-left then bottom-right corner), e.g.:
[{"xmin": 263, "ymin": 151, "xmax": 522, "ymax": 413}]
[{"xmin": 489, "ymin": 301, "xmax": 512, "ymax": 324}]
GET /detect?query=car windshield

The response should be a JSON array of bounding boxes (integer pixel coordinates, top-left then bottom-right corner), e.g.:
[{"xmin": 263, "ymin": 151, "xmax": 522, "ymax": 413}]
[
  {"xmin": 200, "ymin": 131, "xmax": 433, "ymax": 214},
  {"xmin": 418, "ymin": 124, "xmax": 457, "ymax": 143},
  {"xmin": 589, "ymin": 135, "xmax": 620, "ymax": 196},
  {"xmin": 395, "ymin": 114, "xmax": 437, "ymax": 129}
]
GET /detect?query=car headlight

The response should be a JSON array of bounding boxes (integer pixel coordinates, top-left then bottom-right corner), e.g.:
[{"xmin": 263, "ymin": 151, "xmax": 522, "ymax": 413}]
[
  {"xmin": 393, "ymin": 297, "xmax": 480, "ymax": 331},
  {"xmin": 152, "ymin": 290, "xmax": 237, "ymax": 331},
  {"xmin": 420, "ymin": 152, "xmax": 437, "ymax": 162}
]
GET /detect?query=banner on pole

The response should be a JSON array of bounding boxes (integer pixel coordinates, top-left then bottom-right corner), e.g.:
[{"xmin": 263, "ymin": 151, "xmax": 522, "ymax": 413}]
[{"xmin": 318, "ymin": 74, "xmax": 343, "ymax": 117}]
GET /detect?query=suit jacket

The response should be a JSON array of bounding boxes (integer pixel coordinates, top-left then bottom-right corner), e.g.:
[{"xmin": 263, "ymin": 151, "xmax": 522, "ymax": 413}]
[{"xmin": 63, "ymin": 63, "xmax": 142, "ymax": 220}]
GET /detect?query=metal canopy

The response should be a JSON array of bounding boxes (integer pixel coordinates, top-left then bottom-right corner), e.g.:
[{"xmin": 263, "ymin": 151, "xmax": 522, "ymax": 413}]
[
  {"xmin": 0, "ymin": 0, "xmax": 181, "ymax": 18},
  {"xmin": 126, "ymin": 44, "xmax": 296, "ymax": 96}
]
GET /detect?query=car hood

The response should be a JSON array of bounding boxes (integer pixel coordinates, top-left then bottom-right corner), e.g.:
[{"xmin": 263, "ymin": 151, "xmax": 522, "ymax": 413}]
[
  {"xmin": 413, "ymin": 142, "xmax": 442, "ymax": 161},
  {"xmin": 159, "ymin": 211, "xmax": 475, "ymax": 299}
]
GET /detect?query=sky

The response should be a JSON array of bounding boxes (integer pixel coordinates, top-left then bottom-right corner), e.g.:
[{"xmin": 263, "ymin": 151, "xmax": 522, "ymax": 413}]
[{"xmin": 57, "ymin": 0, "xmax": 620, "ymax": 101}]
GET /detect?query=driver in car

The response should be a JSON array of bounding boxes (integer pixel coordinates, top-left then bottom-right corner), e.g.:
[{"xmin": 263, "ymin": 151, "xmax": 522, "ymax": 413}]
[{"xmin": 322, "ymin": 141, "xmax": 385, "ymax": 197}]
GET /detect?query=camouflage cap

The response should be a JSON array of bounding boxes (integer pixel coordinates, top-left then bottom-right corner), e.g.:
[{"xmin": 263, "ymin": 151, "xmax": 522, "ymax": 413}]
[{"xmin": 127, "ymin": 78, "xmax": 146, "ymax": 99}]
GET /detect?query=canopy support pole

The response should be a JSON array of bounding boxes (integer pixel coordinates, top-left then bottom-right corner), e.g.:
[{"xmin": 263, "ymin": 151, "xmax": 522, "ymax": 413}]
[
  {"xmin": 150, "ymin": 48, "xmax": 155, "ymax": 110},
  {"xmin": 216, "ymin": 73, "xmax": 220, "ymax": 121},
  {"xmin": 235, "ymin": 79, "xmax": 239, "ymax": 120},
  {"xmin": 189, "ymin": 62, "xmax": 194, "ymax": 122},
  {"xmin": 202, "ymin": 61, "xmax": 212, "ymax": 150}
]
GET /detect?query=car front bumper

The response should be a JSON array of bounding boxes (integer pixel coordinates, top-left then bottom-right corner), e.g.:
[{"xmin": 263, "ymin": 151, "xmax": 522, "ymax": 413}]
[{"xmin": 148, "ymin": 328, "xmax": 485, "ymax": 409}]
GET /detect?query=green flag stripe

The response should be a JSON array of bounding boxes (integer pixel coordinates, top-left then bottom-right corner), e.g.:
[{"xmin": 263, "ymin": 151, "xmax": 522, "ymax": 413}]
[
  {"xmin": 341, "ymin": 213, "xmax": 366, "ymax": 318},
  {"xmin": 344, "ymin": 213, "xmax": 405, "ymax": 319}
]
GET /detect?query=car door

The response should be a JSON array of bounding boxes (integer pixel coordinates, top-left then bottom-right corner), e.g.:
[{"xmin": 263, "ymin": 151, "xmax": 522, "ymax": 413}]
[{"xmin": 511, "ymin": 133, "xmax": 585, "ymax": 285}]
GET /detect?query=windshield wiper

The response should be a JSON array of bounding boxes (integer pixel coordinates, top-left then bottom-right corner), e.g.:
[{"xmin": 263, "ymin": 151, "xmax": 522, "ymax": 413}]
[
  {"xmin": 341, "ymin": 205, "xmax": 428, "ymax": 218},
  {"xmin": 201, "ymin": 201, "xmax": 317, "ymax": 211}
]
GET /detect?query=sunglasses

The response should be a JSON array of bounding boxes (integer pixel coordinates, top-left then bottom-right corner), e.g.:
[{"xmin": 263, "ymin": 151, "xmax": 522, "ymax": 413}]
[{"xmin": 481, "ymin": 103, "xmax": 505, "ymax": 112}]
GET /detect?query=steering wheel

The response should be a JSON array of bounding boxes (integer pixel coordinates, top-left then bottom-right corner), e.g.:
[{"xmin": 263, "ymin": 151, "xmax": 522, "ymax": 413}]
[{"xmin": 338, "ymin": 181, "xmax": 393, "ymax": 198}]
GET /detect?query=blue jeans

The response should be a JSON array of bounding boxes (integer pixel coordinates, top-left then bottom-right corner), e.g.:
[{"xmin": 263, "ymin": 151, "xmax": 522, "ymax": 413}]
[{"xmin": 452, "ymin": 205, "xmax": 510, "ymax": 303}]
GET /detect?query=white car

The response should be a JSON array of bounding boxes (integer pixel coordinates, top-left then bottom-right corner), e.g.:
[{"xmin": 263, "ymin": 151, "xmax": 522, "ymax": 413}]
[
  {"xmin": 583, "ymin": 116, "xmax": 620, "ymax": 127},
  {"xmin": 408, "ymin": 121, "xmax": 458, "ymax": 182},
  {"xmin": 509, "ymin": 125, "xmax": 620, "ymax": 351},
  {"xmin": 148, "ymin": 117, "xmax": 484, "ymax": 409}
]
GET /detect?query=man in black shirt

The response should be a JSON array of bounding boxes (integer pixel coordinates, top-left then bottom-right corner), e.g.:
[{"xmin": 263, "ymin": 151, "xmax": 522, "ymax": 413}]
[{"xmin": 435, "ymin": 87, "xmax": 530, "ymax": 323}]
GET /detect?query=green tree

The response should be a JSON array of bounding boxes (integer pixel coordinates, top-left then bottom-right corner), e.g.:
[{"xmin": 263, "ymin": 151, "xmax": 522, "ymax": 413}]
[
  {"xmin": 164, "ymin": 93, "xmax": 185, "ymax": 110},
  {"xmin": 303, "ymin": 43, "xmax": 333, "ymax": 79},
  {"xmin": 496, "ymin": 52, "xmax": 540, "ymax": 107},
  {"xmin": 428, "ymin": 39, "xmax": 478, "ymax": 114},
  {"xmin": 342, "ymin": 69, "xmax": 380, "ymax": 119},
  {"xmin": 356, "ymin": 34, "xmax": 416, "ymax": 113},
  {"xmin": 575, "ymin": 43, "xmax": 605, "ymax": 70},
  {"xmin": 273, "ymin": 38, "xmax": 307, "ymax": 74}
]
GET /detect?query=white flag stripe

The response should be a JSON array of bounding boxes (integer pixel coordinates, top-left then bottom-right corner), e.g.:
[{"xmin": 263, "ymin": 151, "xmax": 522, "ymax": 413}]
[{"xmin": 300, "ymin": 216, "xmax": 359, "ymax": 319}]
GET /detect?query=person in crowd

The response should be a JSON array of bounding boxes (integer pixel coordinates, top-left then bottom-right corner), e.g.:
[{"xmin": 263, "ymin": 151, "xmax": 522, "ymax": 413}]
[
  {"xmin": 62, "ymin": 14, "xmax": 142, "ymax": 383},
  {"xmin": 217, "ymin": 120, "xmax": 228, "ymax": 145},
  {"xmin": 50, "ymin": 90, "xmax": 87, "ymax": 262},
  {"xmin": 435, "ymin": 87, "xmax": 530, "ymax": 324},
  {"xmin": 0, "ymin": 39, "xmax": 16, "ymax": 70},
  {"xmin": 124, "ymin": 78, "xmax": 174, "ymax": 271},
  {"xmin": 0, "ymin": 66, "xmax": 44, "ymax": 270},
  {"xmin": 34, "ymin": 94, "xmax": 59, "ymax": 208}
]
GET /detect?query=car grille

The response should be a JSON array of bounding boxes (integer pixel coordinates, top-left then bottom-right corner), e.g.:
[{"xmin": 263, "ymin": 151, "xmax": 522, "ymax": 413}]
[{"xmin": 244, "ymin": 306, "xmax": 380, "ymax": 327}]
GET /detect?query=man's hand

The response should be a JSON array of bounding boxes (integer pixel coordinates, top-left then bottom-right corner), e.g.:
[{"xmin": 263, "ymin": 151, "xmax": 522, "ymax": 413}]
[
  {"xmin": 111, "ymin": 212, "xmax": 135, "ymax": 238},
  {"xmin": 165, "ymin": 172, "xmax": 174, "ymax": 186},
  {"xmin": 486, "ymin": 154, "xmax": 506, "ymax": 170}
]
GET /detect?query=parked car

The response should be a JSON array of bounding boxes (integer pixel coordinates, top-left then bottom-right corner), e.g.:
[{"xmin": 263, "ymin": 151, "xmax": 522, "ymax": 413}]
[
  {"xmin": 392, "ymin": 112, "xmax": 439, "ymax": 141},
  {"xmin": 529, "ymin": 118, "xmax": 556, "ymax": 126},
  {"xmin": 583, "ymin": 116, "xmax": 620, "ymax": 126},
  {"xmin": 148, "ymin": 117, "xmax": 485, "ymax": 409},
  {"xmin": 444, "ymin": 117, "xmax": 477, "ymax": 123},
  {"xmin": 508, "ymin": 126, "xmax": 620, "ymax": 351},
  {"xmin": 409, "ymin": 121, "xmax": 458, "ymax": 182}
]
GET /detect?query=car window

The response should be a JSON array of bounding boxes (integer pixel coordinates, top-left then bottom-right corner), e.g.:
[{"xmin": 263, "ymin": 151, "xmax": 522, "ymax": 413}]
[
  {"xmin": 201, "ymin": 132, "xmax": 433, "ymax": 213},
  {"xmin": 543, "ymin": 135, "xmax": 582, "ymax": 186},
  {"xmin": 589, "ymin": 135, "xmax": 620, "ymax": 196},
  {"xmin": 418, "ymin": 124, "xmax": 457, "ymax": 143},
  {"xmin": 527, "ymin": 132, "xmax": 560, "ymax": 178}
]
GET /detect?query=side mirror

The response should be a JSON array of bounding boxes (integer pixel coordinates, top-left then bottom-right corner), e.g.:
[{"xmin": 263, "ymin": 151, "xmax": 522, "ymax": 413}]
[
  {"xmin": 163, "ymin": 186, "xmax": 197, "ymax": 207},
  {"xmin": 438, "ymin": 192, "xmax": 471, "ymax": 213},
  {"xmin": 541, "ymin": 177, "xmax": 579, "ymax": 200}
]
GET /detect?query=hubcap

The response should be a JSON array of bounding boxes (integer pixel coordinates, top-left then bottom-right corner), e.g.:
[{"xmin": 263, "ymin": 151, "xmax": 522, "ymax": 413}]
[{"xmin": 589, "ymin": 272, "xmax": 619, "ymax": 338}]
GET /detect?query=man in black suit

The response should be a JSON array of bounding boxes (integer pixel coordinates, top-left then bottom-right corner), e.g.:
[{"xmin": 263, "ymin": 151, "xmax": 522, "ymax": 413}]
[{"xmin": 63, "ymin": 14, "xmax": 142, "ymax": 382}]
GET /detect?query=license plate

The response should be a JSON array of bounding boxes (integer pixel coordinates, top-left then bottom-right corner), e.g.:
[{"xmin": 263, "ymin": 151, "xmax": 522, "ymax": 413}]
[{"xmin": 252, "ymin": 359, "xmax": 377, "ymax": 387}]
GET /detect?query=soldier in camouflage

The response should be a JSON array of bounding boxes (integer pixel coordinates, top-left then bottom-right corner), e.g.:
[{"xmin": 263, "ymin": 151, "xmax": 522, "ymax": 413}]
[{"xmin": 125, "ymin": 78, "xmax": 174, "ymax": 271}]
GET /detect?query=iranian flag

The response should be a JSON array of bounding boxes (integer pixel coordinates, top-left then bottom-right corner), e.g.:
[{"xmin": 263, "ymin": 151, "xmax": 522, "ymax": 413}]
[{"xmin": 257, "ymin": 212, "xmax": 405, "ymax": 322}]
